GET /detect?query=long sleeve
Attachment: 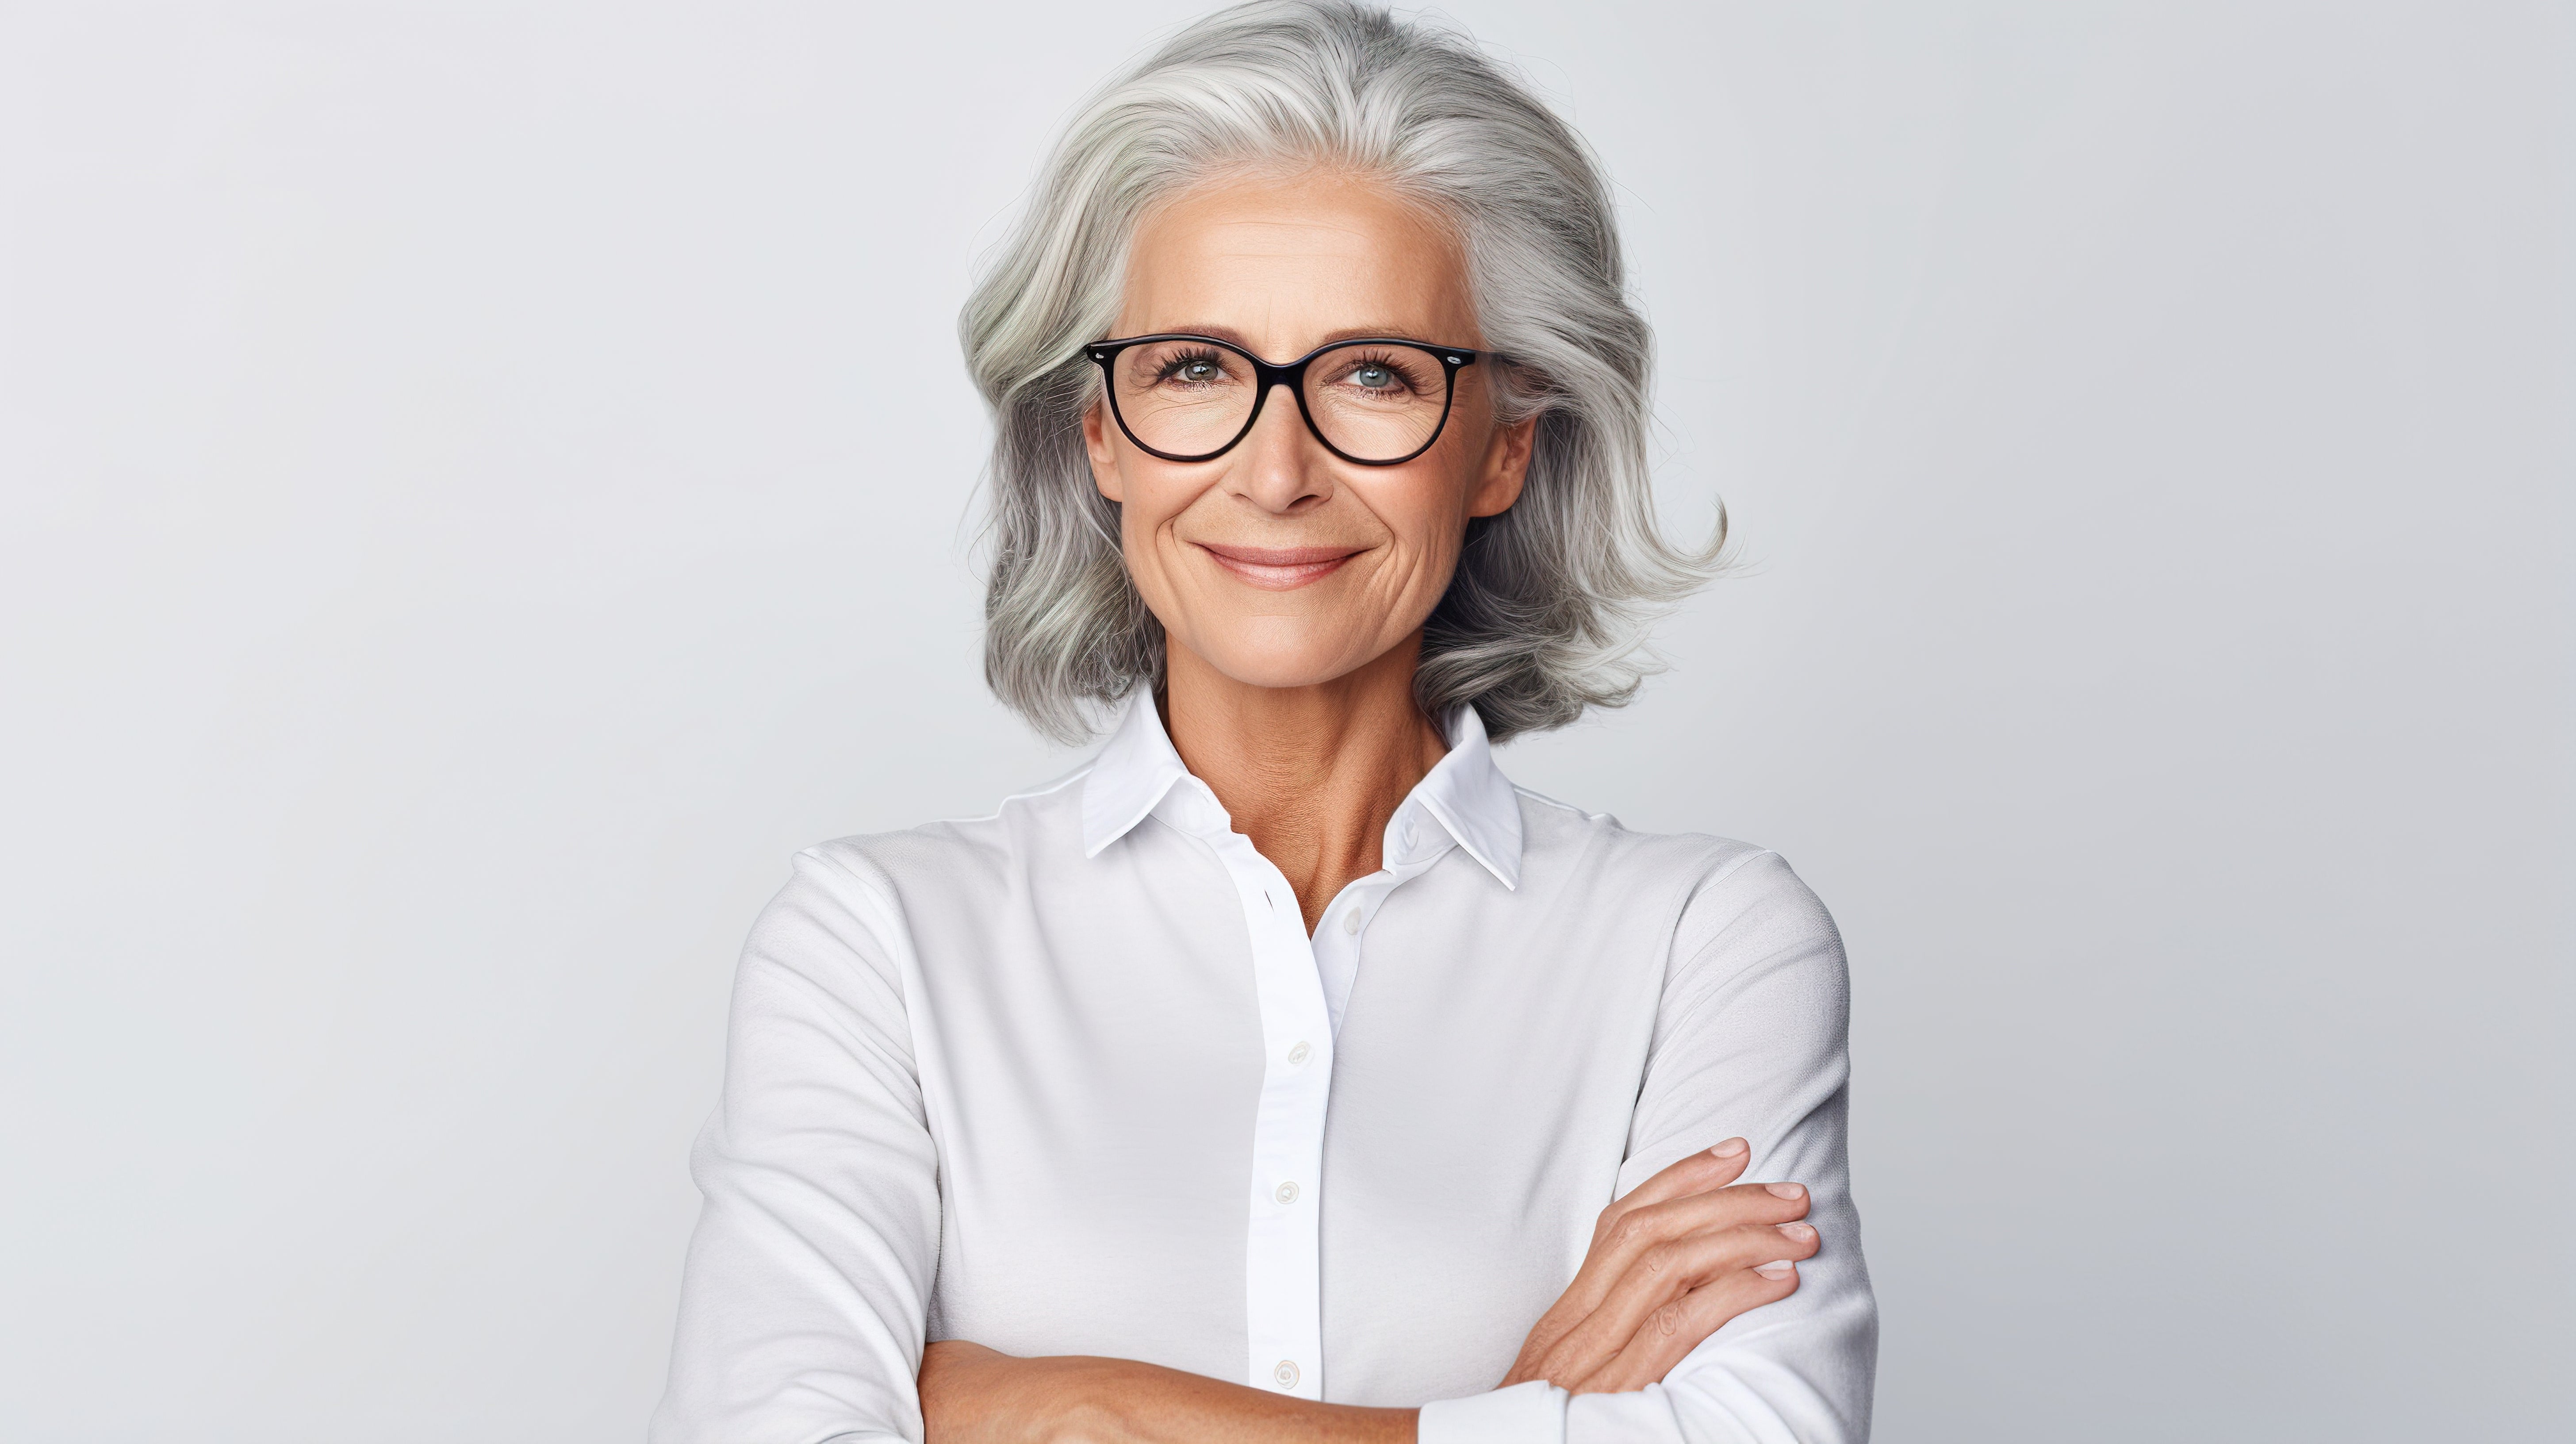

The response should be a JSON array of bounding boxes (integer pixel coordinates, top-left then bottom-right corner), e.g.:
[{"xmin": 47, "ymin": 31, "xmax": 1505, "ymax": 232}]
[
  {"xmin": 649, "ymin": 849, "xmax": 940, "ymax": 1444},
  {"xmin": 1418, "ymin": 847, "xmax": 1878, "ymax": 1444}
]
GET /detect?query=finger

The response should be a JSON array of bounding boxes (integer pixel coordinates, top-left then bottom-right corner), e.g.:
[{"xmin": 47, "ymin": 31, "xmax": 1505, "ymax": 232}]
[
  {"xmin": 1597, "ymin": 1139, "xmax": 1754, "ymax": 1228},
  {"xmin": 1554, "ymin": 1143, "xmax": 1757, "ymax": 1320},
  {"xmin": 1531, "ymin": 1219, "xmax": 1820, "ymax": 1386},
  {"xmin": 1584, "ymin": 1218, "xmax": 1815, "ymax": 1352},
  {"xmin": 1509, "ymin": 1153, "xmax": 1798, "ymax": 1389},
  {"xmin": 1564, "ymin": 1181, "xmax": 1814, "ymax": 1318},
  {"xmin": 1617, "ymin": 1180, "xmax": 1813, "ymax": 1248},
  {"xmin": 1526, "ymin": 1174, "xmax": 1809, "ymax": 1377},
  {"xmin": 1574, "ymin": 1262, "xmax": 1806, "ymax": 1395}
]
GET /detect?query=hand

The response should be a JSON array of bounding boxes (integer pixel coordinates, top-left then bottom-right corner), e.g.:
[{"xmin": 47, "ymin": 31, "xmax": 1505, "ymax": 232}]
[{"xmin": 1500, "ymin": 1137, "xmax": 1816, "ymax": 1394}]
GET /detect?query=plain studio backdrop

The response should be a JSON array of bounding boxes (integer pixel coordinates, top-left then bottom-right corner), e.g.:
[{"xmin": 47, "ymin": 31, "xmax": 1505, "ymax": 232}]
[{"xmin": 2, "ymin": 1, "xmax": 2568, "ymax": 1439}]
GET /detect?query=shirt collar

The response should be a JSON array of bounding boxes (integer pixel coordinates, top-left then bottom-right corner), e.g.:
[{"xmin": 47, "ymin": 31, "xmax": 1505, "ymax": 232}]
[
  {"xmin": 1079, "ymin": 692, "xmax": 1194, "ymax": 858},
  {"xmin": 1407, "ymin": 703, "xmax": 1522, "ymax": 890},
  {"xmin": 1079, "ymin": 692, "xmax": 1523, "ymax": 891}
]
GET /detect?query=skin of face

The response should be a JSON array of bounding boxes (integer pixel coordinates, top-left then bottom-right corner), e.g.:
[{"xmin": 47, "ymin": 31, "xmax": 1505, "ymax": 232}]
[{"xmin": 1083, "ymin": 167, "xmax": 1537, "ymax": 694}]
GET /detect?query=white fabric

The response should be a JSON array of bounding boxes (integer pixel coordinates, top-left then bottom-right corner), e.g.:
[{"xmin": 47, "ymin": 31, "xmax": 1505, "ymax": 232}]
[
  {"xmin": 651, "ymin": 696, "xmax": 1877, "ymax": 1444},
  {"xmin": 1417, "ymin": 1379, "xmax": 1567, "ymax": 1443}
]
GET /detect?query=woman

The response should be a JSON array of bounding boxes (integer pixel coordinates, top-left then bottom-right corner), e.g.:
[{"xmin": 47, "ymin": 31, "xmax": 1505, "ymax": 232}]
[{"xmin": 652, "ymin": 3, "xmax": 1876, "ymax": 1440}]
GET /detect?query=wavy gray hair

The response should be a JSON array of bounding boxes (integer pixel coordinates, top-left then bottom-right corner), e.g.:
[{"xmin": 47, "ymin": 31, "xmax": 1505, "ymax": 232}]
[{"xmin": 962, "ymin": 0, "xmax": 1722, "ymax": 744}]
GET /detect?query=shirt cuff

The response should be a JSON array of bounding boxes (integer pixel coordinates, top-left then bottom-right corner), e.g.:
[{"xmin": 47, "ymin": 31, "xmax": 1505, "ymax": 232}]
[{"xmin": 1417, "ymin": 1380, "xmax": 1567, "ymax": 1444}]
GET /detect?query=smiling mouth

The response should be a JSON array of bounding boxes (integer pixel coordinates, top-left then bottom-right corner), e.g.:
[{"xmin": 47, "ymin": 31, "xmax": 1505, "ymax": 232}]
[{"xmin": 1194, "ymin": 542, "xmax": 1364, "ymax": 590}]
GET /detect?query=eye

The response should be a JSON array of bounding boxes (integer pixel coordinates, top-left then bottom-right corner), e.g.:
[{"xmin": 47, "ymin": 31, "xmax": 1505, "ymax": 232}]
[
  {"xmin": 1154, "ymin": 350, "xmax": 1229, "ymax": 386},
  {"xmin": 1329, "ymin": 349, "xmax": 1427, "ymax": 396}
]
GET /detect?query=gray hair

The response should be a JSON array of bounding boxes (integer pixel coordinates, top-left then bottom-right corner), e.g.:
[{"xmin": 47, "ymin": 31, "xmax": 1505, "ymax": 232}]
[{"xmin": 962, "ymin": 0, "xmax": 1723, "ymax": 744}]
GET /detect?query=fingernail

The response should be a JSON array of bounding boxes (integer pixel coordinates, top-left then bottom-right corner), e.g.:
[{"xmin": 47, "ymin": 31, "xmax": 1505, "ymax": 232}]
[
  {"xmin": 1776, "ymin": 1223, "xmax": 1815, "ymax": 1242},
  {"xmin": 1709, "ymin": 1138, "xmax": 1748, "ymax": 1158},
  {"xmin": 1765, "ymin": 1183, "xmax": 1805, "ymax": 1200},
  {"xmin": 1754, "ymin": 1262, "xmax": 1796, "ymax": 1279}
]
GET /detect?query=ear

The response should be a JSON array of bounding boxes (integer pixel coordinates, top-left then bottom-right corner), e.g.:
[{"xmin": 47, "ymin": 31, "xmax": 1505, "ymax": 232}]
[
  {"xmin": 1467, "ymin": 413, "xmax": 1537, "ymax": 518},
  {"xmin": 1084, "ymin": 396, "xmax": 1125, "ymax": 503}
]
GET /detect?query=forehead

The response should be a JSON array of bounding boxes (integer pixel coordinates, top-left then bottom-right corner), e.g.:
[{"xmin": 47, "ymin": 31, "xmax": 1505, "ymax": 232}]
[{"xmin": 1117, "ymin": 169, "xmax": 1476, "ymax": 353}]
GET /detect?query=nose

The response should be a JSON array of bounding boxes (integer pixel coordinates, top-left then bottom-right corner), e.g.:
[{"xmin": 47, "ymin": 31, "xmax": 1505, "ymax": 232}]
[{"xmin": 1227, "ymin": 381, "xmax": 1333, "ymax": 515}]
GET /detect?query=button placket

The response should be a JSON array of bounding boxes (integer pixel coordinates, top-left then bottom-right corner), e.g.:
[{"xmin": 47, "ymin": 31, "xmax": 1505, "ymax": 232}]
[
  {"xmin": 1172, "ymin": 783, "xmax": 1464, "ymax": 1401},
  {"xmin": 1187, "ymin": 796, "xmax": 1331, "ymax": 1402}
]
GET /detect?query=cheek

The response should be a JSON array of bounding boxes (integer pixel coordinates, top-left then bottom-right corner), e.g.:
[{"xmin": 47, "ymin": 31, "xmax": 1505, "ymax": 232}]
[
  {"xmin": 1360, "ymin": 468, "xmax": 1476, "ymax": 580},
  {"xmin": 1113, "ymin": 464, "xmax": 1186, "ymax": 548},
  {"xmin": 1113, "ymin": 466, "xmax": 1211, "ymax": 617}
]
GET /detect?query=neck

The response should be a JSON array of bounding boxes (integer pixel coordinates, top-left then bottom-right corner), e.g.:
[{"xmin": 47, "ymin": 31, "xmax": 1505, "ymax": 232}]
[{"xmin": 1161, "ymin": 636, "xmax": 1448, "ymax": 934}]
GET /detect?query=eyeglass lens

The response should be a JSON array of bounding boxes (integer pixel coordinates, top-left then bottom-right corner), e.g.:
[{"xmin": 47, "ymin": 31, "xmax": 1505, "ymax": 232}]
[{"xmin": 1108, "ymin": 339, "xmax": 1452, "ymax": 462}]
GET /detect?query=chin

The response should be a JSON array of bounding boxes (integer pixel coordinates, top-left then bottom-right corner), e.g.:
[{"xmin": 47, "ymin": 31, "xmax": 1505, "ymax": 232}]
[
  {"xmin": 1181, "ymin": 625, "xmax": 1384, "ymax": 692},
  {"xmin": 1196, "ymin": 649, "xmax": 1369, "ymax": 691}
]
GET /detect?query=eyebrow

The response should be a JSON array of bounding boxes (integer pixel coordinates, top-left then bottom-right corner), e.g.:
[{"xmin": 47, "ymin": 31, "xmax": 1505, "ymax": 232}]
[{"xmin": 1138, "ymin": 323, "xmax": 1454, "ymax": 358}]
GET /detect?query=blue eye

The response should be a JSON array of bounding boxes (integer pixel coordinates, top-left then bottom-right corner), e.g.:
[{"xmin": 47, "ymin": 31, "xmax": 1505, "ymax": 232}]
[
  {"xmin": 1354, "ymin": 364, "xmax": 1393, "ymax": 389},
  {"xmin": 1156, "ymin": 352, "xmax": 1227, "ymax": 385}
]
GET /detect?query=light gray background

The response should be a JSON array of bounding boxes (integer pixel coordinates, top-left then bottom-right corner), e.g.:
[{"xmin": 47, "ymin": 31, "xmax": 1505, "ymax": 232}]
[{"xmin": 2, "ymin": 2, "xmax": 2567, "ymax": 1440}]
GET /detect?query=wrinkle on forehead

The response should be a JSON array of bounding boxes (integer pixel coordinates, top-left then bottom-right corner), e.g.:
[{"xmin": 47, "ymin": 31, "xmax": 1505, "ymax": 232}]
[
  {"xmin": 1186, "ymin": 208, "xmax": 1400, "ymax": 250},
  {"xmin": 1118, "ymin": 165, "xmax": 1479, "ymax": 352}
]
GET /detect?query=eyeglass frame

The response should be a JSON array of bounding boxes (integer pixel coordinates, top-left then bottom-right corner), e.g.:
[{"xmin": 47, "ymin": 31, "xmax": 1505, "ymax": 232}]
[{"xmin": 1082, "ymin": 333, "xmax": 1487, "ymax": 467}]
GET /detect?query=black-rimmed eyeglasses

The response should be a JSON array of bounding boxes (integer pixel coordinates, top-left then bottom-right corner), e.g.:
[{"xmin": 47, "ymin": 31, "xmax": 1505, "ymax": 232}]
[{"xmin": 1084, "ymin": 334, "xmax": 1484, "ymax": 466}]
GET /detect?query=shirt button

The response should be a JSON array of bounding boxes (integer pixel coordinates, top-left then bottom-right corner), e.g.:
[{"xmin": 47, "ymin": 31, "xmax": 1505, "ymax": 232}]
[
  {"xmin": 1274, "ymin": 1180, "xmax": 1300, "ymax": 1205},
  {"xmin": 1342, "ymin": 909, "xmax": 1361, "ymax": 934},
  {"xmin": 1273, "ymin": 1359, "xmax": 1300, "ymax": 1389},
  {"xmin": 1286, "ymin": 1041, "xmax": 1311, "ymax": 1065}
]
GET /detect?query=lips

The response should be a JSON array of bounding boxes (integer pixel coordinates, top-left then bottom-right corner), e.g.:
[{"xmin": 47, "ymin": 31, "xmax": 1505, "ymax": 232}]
[{"xmin": 1194, "ymin": 542, "xmax": 1364, "ymax": 590}]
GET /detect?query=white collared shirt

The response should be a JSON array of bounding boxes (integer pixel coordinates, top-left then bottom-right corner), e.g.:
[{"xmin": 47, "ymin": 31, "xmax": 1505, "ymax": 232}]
[{"xmin": 652, "ymin": 698, "xmax": 1877, "ymax": 1444}]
